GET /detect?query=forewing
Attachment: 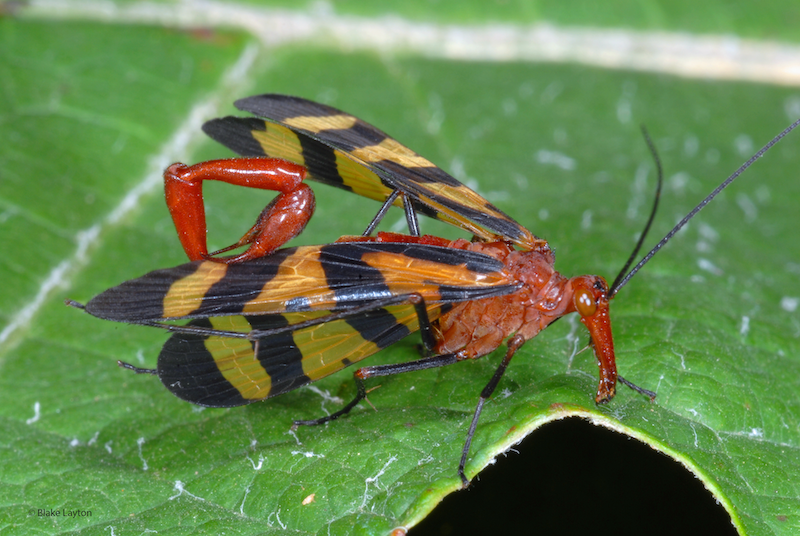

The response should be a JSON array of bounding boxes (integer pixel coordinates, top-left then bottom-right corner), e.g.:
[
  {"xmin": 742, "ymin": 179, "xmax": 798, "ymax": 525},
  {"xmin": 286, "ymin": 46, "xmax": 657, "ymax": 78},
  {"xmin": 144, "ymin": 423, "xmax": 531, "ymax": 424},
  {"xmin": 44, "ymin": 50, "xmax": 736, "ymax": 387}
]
[
  {"xmin": 84, "ymin": 242, "xmax": 519, "ymax": 323},
  {"xmin": 202, "ymin": 94, "xmax": 543, "ymax": 250}
]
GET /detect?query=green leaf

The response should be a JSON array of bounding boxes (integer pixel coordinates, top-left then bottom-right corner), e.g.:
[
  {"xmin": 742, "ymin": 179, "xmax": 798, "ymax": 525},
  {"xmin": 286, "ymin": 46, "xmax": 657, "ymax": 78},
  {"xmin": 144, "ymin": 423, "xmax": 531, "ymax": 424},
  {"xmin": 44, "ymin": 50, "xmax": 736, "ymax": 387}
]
[{"xmin": 2, "ymin": 6, "xmax": 799, "ymax": 536}]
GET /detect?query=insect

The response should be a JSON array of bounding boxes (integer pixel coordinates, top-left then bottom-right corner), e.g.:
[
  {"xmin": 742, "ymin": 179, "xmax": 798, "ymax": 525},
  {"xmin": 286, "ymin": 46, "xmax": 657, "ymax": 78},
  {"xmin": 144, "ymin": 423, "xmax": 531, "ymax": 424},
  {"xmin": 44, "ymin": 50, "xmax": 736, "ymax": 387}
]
[{"xmin": 68, "ymin": 94, "xmax": 800, "ymax": 487}]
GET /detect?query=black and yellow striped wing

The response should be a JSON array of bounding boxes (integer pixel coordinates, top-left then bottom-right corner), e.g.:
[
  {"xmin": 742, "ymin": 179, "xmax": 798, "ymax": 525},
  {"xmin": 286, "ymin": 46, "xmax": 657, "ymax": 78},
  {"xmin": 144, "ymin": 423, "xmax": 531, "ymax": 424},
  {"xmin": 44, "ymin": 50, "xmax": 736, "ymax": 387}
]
[
  {"xmin": 202, "ymin": 94, "xmax": 545, "ymax": 251},
  {"xmin": 84, "ymin": 242, "xmax": 520, "ymax": 407},
  {"xmin": 156, "ymin": 304, "xmax": 445, "ymax": 407},
  {"xmin": 85, "ymin": 242, "xmax": 517, "ymax": 322}
]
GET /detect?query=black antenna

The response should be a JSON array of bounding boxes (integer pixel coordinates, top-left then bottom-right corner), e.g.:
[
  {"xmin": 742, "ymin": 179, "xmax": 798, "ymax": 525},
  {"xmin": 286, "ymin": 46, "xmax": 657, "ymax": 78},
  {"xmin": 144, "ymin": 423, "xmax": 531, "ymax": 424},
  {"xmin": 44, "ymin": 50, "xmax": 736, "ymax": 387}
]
[
  {"xmin": 609, "ymin": 126, "xmax": 664, "ymax": 295},
  {"xmin": 609, "ymin": 117, "xmax": 800, "ymax": 298}
]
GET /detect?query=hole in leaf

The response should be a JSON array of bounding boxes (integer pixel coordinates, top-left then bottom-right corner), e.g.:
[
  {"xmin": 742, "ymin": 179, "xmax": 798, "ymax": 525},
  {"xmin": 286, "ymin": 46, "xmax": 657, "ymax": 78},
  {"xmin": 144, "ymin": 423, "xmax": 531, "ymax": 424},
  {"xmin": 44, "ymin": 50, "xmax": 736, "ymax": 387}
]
[{"xmin": 412, "ymin": 418, "xmax": 736, "ymax": 536}]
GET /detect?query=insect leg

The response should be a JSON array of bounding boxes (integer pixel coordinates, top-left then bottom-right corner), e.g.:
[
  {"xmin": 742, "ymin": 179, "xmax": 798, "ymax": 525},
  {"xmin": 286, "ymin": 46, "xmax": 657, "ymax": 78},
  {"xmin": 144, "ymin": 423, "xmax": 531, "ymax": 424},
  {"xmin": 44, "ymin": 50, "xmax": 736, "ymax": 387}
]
[
  {"xmin": 292, "ymin": 352, "xmax": 461, "ymax": 427},
  {"xmin": 361, "ymin": 190, "xmax": 400, "ymax": 236},
  {"xmin": 408, "ymin": 293, "xmax": 436, "ymax": 355},
  {"xmin": 402, "ymin": 194, "xmax": 421, "ymax": 236},
  {"xmin": 459, "ymin": 333, "xmax": 525, "ymax": 488},
  {"xmin": 358, "ymin": 188, "xmax": 421, "ymax": 237},
  {"xmin": 164, "ymin": 158, "xmax": 313, "ymax": 263},
  {"xmin": 292, "ymin": 293, "xmax": 442, "ymax": 426},
  {"xmin": 618, "ymin": 374, "xmax": 656, "ymax": 401}
]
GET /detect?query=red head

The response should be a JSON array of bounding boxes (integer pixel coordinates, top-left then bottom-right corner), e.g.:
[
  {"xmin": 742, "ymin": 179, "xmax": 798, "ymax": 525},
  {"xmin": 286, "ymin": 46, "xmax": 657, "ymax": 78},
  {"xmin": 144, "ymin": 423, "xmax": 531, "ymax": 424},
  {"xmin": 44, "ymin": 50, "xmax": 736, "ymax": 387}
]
[{"xmin": 567, "ymin": 275, "xmax": 617, "ymax": 403}]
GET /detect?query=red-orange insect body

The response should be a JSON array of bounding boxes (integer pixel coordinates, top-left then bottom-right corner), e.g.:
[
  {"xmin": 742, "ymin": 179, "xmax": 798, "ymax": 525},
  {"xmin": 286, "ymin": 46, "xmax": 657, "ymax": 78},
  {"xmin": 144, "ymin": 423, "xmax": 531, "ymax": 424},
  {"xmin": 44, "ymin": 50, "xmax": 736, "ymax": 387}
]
[
  {"xmin": 164, "ymin": 155, "xmax": 620, "ymax": 405},
  {"xmin": 361, "ymin": 233, "xmax": 617, "ymax": 403}
]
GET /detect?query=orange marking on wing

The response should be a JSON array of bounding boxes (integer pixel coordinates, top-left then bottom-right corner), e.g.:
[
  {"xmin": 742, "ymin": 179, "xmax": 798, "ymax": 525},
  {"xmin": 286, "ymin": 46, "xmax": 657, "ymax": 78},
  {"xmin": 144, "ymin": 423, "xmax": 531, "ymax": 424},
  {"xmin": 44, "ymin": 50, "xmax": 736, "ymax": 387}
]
[
  {"xmin": 241, "ymin": 248, "xmax": 338, "ymax": 314},
  {"xmin": 360, "ymin": 250, "xmax": 513, "ymax": 299}
]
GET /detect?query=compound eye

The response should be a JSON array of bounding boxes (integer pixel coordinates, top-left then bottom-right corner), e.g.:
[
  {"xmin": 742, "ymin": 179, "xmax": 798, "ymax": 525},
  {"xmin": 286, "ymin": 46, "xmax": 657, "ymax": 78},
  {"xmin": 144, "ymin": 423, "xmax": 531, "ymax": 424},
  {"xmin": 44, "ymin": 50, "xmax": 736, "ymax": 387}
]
[{"xmin": 574, "ymin": 289, "xmax": 597, "ymax": 317}]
